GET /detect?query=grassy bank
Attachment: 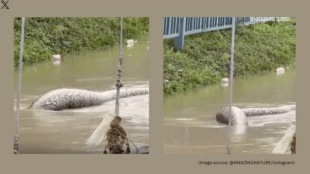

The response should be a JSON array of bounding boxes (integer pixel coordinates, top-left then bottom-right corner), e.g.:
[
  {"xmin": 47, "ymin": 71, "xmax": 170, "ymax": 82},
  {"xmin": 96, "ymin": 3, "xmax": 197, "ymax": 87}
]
[
  {"xmin": 164, "ymin": 19, "xmax": 296, "ymax": 95},
  {"xmin": 14, "ymin": 17, "xmax": 149, "ymax": 67}
]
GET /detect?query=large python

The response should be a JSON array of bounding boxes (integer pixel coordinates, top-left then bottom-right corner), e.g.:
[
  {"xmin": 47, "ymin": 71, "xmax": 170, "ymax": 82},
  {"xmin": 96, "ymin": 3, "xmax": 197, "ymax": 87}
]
[
  {"xmin": 216, "ymin": 105, "xmax": 296, "ymax": 126},
  {"xmin": 29, "ymin": 87, "xmax": 149, "ymax": 111}
]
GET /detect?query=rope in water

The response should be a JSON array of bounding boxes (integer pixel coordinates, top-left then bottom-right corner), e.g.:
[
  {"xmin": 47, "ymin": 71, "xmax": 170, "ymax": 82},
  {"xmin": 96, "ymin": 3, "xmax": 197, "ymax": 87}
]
[
  {"xmin": 14, "ymin": 17, "xmax": 26, "ymax": 154},
  {"xmin": 115, "ymin": 17, "xmax": 124, "ymax": 116},
  {"xmin": 227, "ymin": 17, "xmax": 236, "ymax": 155},
  {"xmin": 109, "ymin": 17, "xmax": 141, "ymax": 154},
  {"xmin": 104, "ymin": 17, "xmax": 131, "ymax": 154}
]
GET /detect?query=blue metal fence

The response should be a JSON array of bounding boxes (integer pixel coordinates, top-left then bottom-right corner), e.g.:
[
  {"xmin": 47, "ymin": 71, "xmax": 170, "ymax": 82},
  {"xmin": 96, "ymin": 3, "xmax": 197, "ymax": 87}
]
[{"xmin": 163, "ymin": 17, "xmax": 267, "ymax": 49}]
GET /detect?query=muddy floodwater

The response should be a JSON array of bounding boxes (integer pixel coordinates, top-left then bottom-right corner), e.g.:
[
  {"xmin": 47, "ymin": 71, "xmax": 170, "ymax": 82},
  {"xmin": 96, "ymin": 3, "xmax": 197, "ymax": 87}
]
[
  {"xmin": 14, "ymin": 41, "xmax": 149, "ymax": 154},
  {"xmin": 164, "ymin": 69, "xmax": 296, "ymax": 154}
]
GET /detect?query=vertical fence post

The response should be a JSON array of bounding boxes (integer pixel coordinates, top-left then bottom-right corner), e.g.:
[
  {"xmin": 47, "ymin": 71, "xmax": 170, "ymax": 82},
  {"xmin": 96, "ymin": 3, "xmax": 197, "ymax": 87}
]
[
  {"xmin": 174, "ymin": 17, "xmax": 186, "ymax": 50},
  {"xmin": 227, "ymin": 17, "xmax": 236, "ymax": 155},
  {"xmin": 15, "ymin": 17, "xmax": 26, "ymax": 154}
]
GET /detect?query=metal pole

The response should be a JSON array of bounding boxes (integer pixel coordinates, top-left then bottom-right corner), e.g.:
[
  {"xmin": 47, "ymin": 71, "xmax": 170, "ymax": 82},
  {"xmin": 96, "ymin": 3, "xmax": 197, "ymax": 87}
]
[
  {"xmin": 227, "ymin": 17, "xmax": 235, "ymax": 155},
  {"xmin": 115, "ymin": 17, "xmax": 123, "ymax": 116},
  {"xmin": 15, "ymin": 17, "xmax": 26, "ymax": 154},
  {"xmin": 174, "ymin": 17, "xmax": 186, "ymax": 50}
]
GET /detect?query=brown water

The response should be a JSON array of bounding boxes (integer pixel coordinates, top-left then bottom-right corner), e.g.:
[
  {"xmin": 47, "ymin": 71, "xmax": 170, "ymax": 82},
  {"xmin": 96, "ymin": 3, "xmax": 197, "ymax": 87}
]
[
  {"xmin": 14, "ymin": 40, "xmax": 150, "ymax": 154},
  {"xmin": 164, "ymin": 69, "xmax": 296, "ymax": 154}
]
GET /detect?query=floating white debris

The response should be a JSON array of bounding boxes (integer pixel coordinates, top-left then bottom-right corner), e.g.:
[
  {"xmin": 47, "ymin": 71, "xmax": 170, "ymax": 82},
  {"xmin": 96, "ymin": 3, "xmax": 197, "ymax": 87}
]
[
  {"xmin": 221, "ymin": 78, "xmax": 229, "ymax": 87},
  {"xmin": 276, "ymin": 67, "xmax": 285, "ymax": 75},
  {"xmin": 126, "ymin": 39, "xmax": 135, "ymax": 47},
  {"xmin": 127, "ymin": 39, "xmax": 134, "ymax": 44},
  {"xmin": 52, "ymin": 54, "xmax": 61, "ymax": 60}
]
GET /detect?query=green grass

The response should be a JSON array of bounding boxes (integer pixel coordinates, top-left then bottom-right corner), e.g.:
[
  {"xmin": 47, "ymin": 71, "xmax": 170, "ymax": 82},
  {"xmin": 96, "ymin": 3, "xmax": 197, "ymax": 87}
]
[
  {"xmin": 164, "ymin": 19, "xmax": 296, "ymax": 95},
  {"xmin": 14, "ymin": 17, "xmax": 149, "ymax": 68}
]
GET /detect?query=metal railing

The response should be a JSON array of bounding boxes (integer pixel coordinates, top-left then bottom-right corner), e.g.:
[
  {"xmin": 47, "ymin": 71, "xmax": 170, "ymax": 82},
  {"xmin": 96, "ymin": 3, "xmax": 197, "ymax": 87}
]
[{"xmin": 163, "ymin": 17, "xmax": 267, "ymax": 49}]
